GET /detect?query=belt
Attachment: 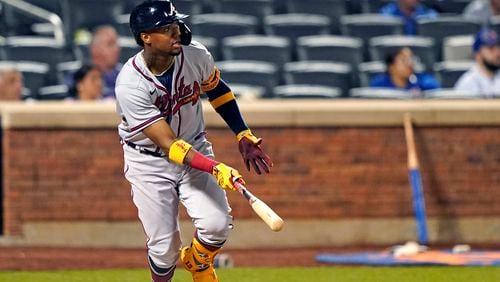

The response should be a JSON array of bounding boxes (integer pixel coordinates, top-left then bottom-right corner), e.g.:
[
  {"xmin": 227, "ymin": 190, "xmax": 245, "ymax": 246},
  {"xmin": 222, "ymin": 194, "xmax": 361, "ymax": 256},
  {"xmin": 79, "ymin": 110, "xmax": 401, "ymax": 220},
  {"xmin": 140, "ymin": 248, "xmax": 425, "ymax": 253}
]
[{"xmin": 122, "ymin": 140, "xmax": 166, "ymax": 158}]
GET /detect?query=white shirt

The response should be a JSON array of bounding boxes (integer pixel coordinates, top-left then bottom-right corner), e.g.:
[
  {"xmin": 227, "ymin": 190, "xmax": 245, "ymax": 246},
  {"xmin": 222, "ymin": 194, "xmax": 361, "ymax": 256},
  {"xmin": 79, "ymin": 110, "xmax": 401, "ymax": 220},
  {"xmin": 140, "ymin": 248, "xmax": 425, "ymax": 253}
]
[
  {"xmin": 115, "ymin": 41, "xmax": 218, "ymax": 147},
  {"xmin": 463, "ymin": 0, "xmax": 494, "ymax": 25},
  {"xmin": 454, "ymin": 65, "xmax": 500, "ymax": 98}
]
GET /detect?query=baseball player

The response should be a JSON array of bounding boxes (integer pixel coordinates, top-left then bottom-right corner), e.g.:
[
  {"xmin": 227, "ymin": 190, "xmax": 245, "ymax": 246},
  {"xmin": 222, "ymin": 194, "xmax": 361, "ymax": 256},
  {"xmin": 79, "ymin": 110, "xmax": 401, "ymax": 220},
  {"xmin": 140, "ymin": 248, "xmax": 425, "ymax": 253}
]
[{"xmin": 115, "ymin": 1, "xmax": 273, "ymax": 281}]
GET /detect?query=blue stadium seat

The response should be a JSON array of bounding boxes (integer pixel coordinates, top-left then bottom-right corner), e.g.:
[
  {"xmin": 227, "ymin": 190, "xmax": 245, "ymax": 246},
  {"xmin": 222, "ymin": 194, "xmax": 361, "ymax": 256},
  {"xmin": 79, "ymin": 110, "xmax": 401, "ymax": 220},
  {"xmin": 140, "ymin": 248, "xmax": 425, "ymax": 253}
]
[
  {"xmin": 216, "ymin": 60, "xmax": 279, "ymax": 98},
  {"xmin": 283, "ymin": 61, "xmax": 351, "ymax": 97},
  {"xmin": 222, "ymin": 35, "xmax": 291, "ymax": 70},
  {"xmin": 212, "ymin": 0, "xmax": 273, "ymax": 31},
  {"xmin": 192, "ymin": 36, "xmax": 220, "ymax": 61},
  {"xmin": 191, "ymin": 14, "xmax": 259, "ymax": 46},
  {"xmin": 349, "ymin": 87, "xmax": 411, "ymax": 99},
  {"xmin": 273, "ymin": 84, "xmax": 342, "ymax": 99},
  {"xmin": 369, "ymin": 35, "xmax": 436, "ymax": 71},
  {"xmin": 442, "ymin": 35, "xmax": 474, "ymax": 61},
  {"xmin": 433, "ymin": 60, "xmax": 474, "ymax": 88},
  {"xmin": 286, "ymin": 0, "xmax": 347, "ymax": 34}
]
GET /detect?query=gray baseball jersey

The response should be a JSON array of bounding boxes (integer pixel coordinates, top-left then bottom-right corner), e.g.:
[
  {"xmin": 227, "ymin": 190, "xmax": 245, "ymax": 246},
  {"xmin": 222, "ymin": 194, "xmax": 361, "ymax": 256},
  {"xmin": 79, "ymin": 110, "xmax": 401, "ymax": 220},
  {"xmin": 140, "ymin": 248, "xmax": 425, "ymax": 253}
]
[{"xmin": 115, "ymin": 41, "xmax": 232, "ymax": 270}]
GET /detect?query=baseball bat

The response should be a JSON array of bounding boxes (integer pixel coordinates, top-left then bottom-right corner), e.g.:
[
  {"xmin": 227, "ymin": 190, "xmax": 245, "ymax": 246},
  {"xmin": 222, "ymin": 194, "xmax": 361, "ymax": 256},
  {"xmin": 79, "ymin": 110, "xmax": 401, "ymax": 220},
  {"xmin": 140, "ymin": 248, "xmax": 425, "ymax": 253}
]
[
  {"xmin": 403, "ymin": 113, "xmax": 429, "ymax": 244},
  {"xmin": 234, "ymin": 181, "xmax": 284, "ymax": 232}
]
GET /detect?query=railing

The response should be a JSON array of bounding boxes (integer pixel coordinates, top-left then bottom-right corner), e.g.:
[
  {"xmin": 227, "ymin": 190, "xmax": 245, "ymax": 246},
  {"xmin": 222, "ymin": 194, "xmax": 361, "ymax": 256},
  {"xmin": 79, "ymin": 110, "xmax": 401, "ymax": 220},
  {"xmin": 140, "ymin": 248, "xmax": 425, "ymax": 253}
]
[{"xmin": 0, "ymin": 0, "xmax": 65, "ymax": 46}]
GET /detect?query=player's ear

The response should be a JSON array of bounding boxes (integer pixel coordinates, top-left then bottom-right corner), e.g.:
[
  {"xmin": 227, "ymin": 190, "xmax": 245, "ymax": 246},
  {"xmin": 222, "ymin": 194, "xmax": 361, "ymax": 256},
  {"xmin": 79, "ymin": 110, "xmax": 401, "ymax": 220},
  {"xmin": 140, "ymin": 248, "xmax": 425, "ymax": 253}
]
[{"xmin": 141, "ymin": 32, "xmax": 151, "ymax": 45}]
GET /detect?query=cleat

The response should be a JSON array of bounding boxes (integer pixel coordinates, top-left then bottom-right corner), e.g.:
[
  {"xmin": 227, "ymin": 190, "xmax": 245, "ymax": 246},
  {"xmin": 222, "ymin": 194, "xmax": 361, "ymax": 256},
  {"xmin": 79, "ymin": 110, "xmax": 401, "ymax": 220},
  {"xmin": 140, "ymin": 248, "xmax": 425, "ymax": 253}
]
[{"xmin": 181, "ymin": 239, "xmax": 220, "ymax": 282}]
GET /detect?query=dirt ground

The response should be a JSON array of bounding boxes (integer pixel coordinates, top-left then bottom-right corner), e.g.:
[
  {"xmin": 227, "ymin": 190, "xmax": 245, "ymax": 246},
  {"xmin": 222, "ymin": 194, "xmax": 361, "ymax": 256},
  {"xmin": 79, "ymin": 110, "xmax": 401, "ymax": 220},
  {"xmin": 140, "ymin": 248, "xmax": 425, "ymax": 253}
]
[
  {"xmin": 0, "ymin": 246, "xmax": 381, "ymax": 271},
  {"xmin": 0, "ymin": 244, "xmax": 498, "ymax": 271}
]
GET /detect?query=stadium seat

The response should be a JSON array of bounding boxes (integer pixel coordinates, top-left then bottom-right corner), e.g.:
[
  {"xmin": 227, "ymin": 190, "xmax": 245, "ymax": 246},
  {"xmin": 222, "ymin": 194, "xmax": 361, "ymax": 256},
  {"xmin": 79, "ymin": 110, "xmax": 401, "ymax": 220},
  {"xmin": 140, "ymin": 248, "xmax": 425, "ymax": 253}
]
[
  {"xmin": 192, "ymin": 36, "xmax": 220, "ymax": 61},
  {"xmin": 340, "ymin": 14, "xmax": 404, "ymax": 59},
  {"xmin": 283, "ymin": 61, "xmax": 351, "ymax": 97},
  {"xmin": 63, "ymin": 0, "xmax": 124, "ymax": 40},
  {"xmin": 4, "ymin": 36, "xmax": 66, "ymax": 84},
  {"xmin": 417, "ymin": 16, "xmax": 480, "ymax": 60},
  {"xmin": 442, "ymin": 35, "xmax": 474, "ymax": 61},
  {"xmin": 212, "ymin": 0, "xmax": 273, "ymax": 31},
  {"xmin": 423, "ymin": 88, "xmax": 482, "ymax": 99},
  {"xmin": 37, "ymin": 84, "xmax": 69, "ymax": 100},
  {"xmin": 273, "ymin": 84, "xmax": 342, "ymax": 99},
  {"xmin": 229, "ymin": 83, "xmax": 266, "ymax": 99},
  {"xmin": 433, "ymin": 60, "xmax": 474, "ymax": 88},
  {"xmin": 286, "ymin": 0, "xmax": 347, "ymax": 34},
  {"xmin": 216, "ymin": 60, "xmax": 279, "ymax": 98},
  {"xmin": 190, "ymin": 13, "xmax": 259, "ymax": 46},
  {"xmin": 422, "ymin": 0, "xmax": 471, "ymax": 14},
  {"xmin": 263, "ymin": 13, "xmax": 331, "ymax": 54},
  {"xmin": 0, "ymin": 61, "xmax": 50, "ymax": 98},
  {"xmin": 360, "ymin": 0, "xmax": 393, "ymax": 13},
  {"xmin": 119, "ymin": 37, "xmax": 141, "ymax": 63},
  {"xmin": 0, "ymin": 36, "xmax": 5, "ymax": 60},
  {"xmin": 56, "ymin": 60, "xmax": 82, "ymax": 85},
  {"xmin": 349, "ymin": 87, "xmax": 411, "ymax": 99},
  {"xmin": 222, "ymin": 35, "xmax": 291, "ymax": 70},
  {"xmin": 369, "ymin": 35, "xmax": 436, "ymax": 71},
  {"xmin": 491, "ymin": 16, "xmax": 500, "ymax": 34}
]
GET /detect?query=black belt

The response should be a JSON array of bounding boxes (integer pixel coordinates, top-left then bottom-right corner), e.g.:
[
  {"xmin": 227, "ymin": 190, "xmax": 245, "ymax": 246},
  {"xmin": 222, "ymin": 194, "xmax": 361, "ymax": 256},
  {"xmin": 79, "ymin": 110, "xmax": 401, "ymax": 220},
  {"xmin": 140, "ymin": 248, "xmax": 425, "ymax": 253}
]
[{"xmin": 122, "ymin": 140, "xmax": 166, "ymax": 158}]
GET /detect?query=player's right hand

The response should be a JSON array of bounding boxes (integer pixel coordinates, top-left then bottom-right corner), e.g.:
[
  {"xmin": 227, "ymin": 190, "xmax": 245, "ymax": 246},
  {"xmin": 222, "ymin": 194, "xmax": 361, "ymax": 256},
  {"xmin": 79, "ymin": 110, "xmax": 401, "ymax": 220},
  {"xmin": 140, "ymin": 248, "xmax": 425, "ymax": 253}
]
[{"xmin": 212, "ymin": 163, "xmax": 245, "ymax": 191}]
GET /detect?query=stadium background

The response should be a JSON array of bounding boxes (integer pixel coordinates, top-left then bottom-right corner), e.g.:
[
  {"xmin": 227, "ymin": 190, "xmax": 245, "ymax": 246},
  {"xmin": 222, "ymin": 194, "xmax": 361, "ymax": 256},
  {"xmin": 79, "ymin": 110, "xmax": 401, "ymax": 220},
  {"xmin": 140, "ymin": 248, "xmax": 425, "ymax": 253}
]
[{"xmin": 1, "ymin": 0, "xmax": 500, "ymax": 271}]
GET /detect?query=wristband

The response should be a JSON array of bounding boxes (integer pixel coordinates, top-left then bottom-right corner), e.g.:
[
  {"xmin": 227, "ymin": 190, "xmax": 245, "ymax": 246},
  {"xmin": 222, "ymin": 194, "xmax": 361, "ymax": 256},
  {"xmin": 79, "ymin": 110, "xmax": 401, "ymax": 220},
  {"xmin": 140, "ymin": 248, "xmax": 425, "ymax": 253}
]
[
  {"xmin": 191, "ymin": 152, "xmax": 219, "ymax": 173},
  {"xmin": 169, "ymin": 139, "xmax": 192, "ymax": 165},
  {"xmin": 236, "ymin": 129, "xmax": 260, "ymax": 143}
]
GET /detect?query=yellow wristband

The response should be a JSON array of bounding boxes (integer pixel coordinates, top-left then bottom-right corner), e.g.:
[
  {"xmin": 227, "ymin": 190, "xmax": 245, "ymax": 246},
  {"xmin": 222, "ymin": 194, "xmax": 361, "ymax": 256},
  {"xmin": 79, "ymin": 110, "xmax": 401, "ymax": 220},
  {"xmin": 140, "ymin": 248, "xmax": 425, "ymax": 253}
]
[
  {"xmin": 237, "ymin": 129, "xmax": 260, "ymax": 143},
  {"xmin": 169, "ymin": 139, "xmax": 192, "ymax": 165}
]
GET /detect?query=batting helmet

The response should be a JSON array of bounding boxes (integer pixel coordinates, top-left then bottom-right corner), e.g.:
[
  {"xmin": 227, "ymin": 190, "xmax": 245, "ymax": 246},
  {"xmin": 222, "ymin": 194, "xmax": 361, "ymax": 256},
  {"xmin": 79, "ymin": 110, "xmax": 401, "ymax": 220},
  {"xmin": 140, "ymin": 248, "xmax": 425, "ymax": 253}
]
[{"xmin": 129, "ymin": 0, "xmax": 192, "ymax": 46}]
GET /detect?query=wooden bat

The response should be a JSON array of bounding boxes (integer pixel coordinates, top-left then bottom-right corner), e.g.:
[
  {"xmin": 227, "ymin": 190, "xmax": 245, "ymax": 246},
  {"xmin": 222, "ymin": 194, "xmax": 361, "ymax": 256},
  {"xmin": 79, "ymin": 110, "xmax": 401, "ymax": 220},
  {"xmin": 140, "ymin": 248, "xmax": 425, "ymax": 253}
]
[
  {"xmin": 234, "ymin": 181, "xmax": 284, "ymax": 232},
  {"xmin": 403, "ymin": 113, "xmax": 429, "ymax": 244}
]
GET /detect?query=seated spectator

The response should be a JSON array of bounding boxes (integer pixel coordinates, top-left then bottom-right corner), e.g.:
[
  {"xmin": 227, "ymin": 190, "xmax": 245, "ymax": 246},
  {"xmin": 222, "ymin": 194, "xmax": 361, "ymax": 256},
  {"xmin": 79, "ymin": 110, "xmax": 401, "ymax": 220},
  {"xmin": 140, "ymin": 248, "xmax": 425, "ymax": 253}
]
[
  {"xmin": 454, "ymin": 28, "xmax": 500, "ymax": 97},
  {"xmin": 370, "ymin": 47, "xmax": 440, "ymax": 97},
  {"xmin": 380, "ymin": 0, "xmax": 438, "ymax": 35},
  {"xmin": 68, "ymin": 64, "xmax": 103, "ymax": 101},
  {"xmin": 89, "ymin": 25, "xmax": 122, "ymax": 99},
  {"xmin": 463, "ymin": 0, "xmax": 500, "ymax": 25},
  {"xmin": 0, "ymin": 67, "xmax": 23, "ymax": 100}
]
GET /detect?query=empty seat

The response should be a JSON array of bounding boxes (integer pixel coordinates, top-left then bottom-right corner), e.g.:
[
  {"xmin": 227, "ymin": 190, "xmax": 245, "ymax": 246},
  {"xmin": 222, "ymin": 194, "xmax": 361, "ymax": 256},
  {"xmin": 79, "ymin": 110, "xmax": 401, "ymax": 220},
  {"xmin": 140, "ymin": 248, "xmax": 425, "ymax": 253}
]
[
  {"xmin": 349, "ymin": 87, "xmax": 411, "ymax": 99},
  {"xmin": 424, "ymin": 88, "xmax": 482, "ymax": 99},
  {"xmin": 37, "ymin": 84, "xmax": 69, "ymax": 100},
  {"xmin": 119, "ymin": 36, "xmax": 141, "ymax": 63},
  {"xmin": 229, "ymin": 83, "xmax": 266, "ymax": 99},
  {"xmin": 191, "ymin": 14, "xmax": 259, "ymax": 45},
  {"xmin": 222, "ymin": 35, "xmax": 291, "ymax": 69},
  {"xmin": 191, "ymin": 36, "xmax": 220, "ymax": 61},
  {"xmin": 369, "ymin": 35, "xmax": 436, "ymax": 71},
  {"xmin": 64, "ymin": 0, "xmax": 124, "ymax": 38},
  {"xmin": 283, "ymin": 61, "xmax": 351, "ymax": 96},
  {"xmin": 422, "ymin": 0, "xmax": 471, "ymax": 14},
  {"xmin": 264, "ymin": 13, "xmax": 331, "ymax": 51},
  {"xmin": 212, "ymin": 0, "xmax": 273, "ymax": 27},
  {"xmin": 273, "ymin": 84, "xmax": 342, "ymax": 99},
  {"xmin": 286, "ymin": 0, "xmax": 347, "ymax": 34},
  {"xmin": 443, "ymin": 35, "xmax": 474, "ymax": 61},
  {"xmin": 340, "ymin": 14, "xmax": 404, "ymax": 59},
  {"xmin": 4, "ymin": 36, "xmax": 65, "ymax": 84},
  {"xmin": 360, "ymin": 0, "xmax": 393, "ymax": 13},
  {"xmin": 417, "ymin": 16, "xmax": 480, "ymax": 59},
  {"xmin": 0, "ymin": 61, "xmax": 50, "ymax": 97},
  {"xmin": 216, "ymin": 60, "xmax": 279, "ymax": 98},
  {"xmin": 433, "ymin": 60, "xmax": 474, "ymax": 88}
]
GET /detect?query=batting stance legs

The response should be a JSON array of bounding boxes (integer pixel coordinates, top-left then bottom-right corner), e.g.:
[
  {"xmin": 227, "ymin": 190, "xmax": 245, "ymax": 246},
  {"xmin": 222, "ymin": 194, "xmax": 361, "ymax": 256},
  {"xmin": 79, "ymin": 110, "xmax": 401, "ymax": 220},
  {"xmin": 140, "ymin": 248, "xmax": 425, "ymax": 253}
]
[{"xmin": 124, "ymin": 142, "xmax": 232, "ymax": 282}]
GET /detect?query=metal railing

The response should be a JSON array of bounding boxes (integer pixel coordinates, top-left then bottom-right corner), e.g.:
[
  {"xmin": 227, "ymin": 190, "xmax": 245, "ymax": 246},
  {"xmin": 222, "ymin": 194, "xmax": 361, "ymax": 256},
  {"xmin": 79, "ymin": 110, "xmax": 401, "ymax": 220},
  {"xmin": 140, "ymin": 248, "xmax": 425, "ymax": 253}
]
[{"xmin": 0, "ymin": 0, "xmax": 65, "ymax": 46}]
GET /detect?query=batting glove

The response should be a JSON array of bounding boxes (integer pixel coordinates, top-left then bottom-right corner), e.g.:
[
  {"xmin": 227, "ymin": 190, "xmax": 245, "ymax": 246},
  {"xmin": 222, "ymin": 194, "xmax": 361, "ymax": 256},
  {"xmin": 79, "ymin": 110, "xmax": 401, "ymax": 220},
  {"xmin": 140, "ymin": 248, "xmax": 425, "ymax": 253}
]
[
  {"xmin": 237, "ymin": 129, "xmax": 273, "ymax": 175},
  {"xmin": 212, "ymin": 163, "xmax": 245, "ymax": 191}
]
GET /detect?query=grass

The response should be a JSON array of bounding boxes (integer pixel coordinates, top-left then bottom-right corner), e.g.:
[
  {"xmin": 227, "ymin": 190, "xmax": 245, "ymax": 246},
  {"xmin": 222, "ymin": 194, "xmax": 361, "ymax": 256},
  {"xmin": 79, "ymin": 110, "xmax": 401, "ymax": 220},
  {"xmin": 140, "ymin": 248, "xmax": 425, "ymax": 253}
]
[{"xmin": 0, "ymin": 266, "xmax": 499, "ymax": 282}]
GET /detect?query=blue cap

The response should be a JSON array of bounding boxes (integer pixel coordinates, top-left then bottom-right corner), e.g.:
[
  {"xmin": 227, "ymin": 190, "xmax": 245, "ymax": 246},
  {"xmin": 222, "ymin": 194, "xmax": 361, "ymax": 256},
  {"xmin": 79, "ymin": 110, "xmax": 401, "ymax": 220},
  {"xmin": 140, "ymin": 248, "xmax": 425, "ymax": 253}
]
[{"xmin": 473, "ymin": 28, "xmax": 500, "ymax": 53}]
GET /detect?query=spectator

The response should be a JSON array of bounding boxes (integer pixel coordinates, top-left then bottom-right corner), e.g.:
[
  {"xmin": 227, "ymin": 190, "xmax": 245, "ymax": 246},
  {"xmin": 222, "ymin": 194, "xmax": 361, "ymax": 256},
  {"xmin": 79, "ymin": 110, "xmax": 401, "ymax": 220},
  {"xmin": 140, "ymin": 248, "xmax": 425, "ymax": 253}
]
[
  {"xmin": 380, "ymin": 0, "xmax": 438, "ymax": 35},
  {"xmin": 0, "ymin": 67, "xmax": 23, "ymax": 100},
  {"xmin": 89, "ymin": 25, "xmax": 122, "ymax": 99},
  {"xmin": 463, "ymin": 0, "xmax": 500, "ymax": 25},
  {"xmin": 454, "ymin": 28, "xmax": 500, "ymax": 97},
  {"xmin": 370, "ymin": 47, "xmax": 440, "ymax": 96},
  {"xmin": 69, "ymin": 64, "xmax": 103, "ymax": 101}
]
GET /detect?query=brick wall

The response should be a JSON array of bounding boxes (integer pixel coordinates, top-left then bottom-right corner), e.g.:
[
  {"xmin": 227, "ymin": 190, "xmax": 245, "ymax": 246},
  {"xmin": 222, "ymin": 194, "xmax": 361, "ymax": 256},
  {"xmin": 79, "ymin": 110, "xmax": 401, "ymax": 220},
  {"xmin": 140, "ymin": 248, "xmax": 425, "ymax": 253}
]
[{"xmin": 3, "ymin": 126, "xmax": 500, "ymax": 236}]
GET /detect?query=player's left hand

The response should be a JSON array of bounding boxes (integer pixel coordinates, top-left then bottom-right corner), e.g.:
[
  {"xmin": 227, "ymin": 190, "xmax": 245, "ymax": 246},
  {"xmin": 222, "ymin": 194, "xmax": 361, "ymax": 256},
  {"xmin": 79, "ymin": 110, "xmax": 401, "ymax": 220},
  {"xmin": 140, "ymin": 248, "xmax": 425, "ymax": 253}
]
[{"xmin": 237, "ymin": 130, "xmax": 273, "ymax": 175}]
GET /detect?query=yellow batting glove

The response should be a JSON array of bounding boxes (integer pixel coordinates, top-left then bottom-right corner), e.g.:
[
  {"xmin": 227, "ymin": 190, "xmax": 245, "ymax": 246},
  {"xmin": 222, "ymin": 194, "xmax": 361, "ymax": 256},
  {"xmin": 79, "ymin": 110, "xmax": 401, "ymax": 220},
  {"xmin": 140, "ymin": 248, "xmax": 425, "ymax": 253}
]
[{"xmin": 211, "ymin": 163, "xmax": 245, "ymax": 191}]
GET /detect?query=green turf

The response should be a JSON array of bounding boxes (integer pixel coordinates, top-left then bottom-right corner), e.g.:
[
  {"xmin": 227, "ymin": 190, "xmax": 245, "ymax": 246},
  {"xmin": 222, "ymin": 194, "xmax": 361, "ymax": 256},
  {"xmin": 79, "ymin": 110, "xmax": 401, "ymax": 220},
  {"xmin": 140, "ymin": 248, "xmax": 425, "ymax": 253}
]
[{"xmin": 0, "ymin": 266, "xmax": 499, "ymax": 282}]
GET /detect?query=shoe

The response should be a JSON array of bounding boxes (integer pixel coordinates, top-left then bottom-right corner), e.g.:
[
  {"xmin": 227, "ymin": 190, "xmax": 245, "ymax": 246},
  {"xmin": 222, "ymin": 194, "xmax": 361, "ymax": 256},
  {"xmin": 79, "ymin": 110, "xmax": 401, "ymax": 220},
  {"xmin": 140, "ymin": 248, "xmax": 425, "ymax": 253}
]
[{"xmin": 181, "ymin": 239, "xmax": 220, "ymax": 282}]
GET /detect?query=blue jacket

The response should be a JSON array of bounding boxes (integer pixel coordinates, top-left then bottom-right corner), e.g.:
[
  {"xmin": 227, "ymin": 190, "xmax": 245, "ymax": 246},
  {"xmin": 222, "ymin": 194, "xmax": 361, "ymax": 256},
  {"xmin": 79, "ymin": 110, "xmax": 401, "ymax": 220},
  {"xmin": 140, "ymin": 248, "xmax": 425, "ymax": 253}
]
[
  {"xmin": 370, "ymin": 73, "xmax": 441, "ymax": 91},
  {"xmin": 380, "ymin": 3, "xmax": 438, "ymax": 35}
]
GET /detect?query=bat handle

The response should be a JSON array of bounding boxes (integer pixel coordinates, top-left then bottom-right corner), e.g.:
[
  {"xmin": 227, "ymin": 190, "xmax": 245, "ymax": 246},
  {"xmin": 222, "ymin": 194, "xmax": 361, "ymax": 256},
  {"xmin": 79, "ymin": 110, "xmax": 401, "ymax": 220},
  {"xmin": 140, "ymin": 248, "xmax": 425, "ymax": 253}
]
[{"xmin": 234, "ymin": 180, "xmax": 254, "ymax": 202}]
